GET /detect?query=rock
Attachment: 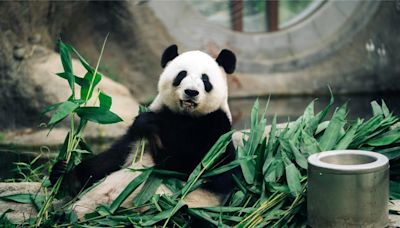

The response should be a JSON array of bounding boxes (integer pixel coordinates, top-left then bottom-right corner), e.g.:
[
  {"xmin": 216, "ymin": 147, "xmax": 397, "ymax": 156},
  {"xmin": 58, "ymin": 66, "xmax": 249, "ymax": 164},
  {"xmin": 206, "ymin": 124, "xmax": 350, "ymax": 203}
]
[
  {"xmin": 389, "ymin": 200, "xmax": 400, "ymax": 227},
  {"xmin": 30, "ymin": 50, "xmax": 139, "ymax": 125},
  {"xmin": 3, "ymin": 128, "xmax": 69, "ymax": 146},
  {"xmin": 0, "ymin": 1, "xmax": 176, "ymax": 129},
  {"xmin": 13, "ymin": 48, "xmax": 26, "ymax": 60},
  {"xmin": 13, "ymin": 43, "xmax": 24, "ymax": 49},
  {"xmin": 1, "ymin": 49, "xmax": 140, "ymax": 146},
  {"xmin": 28, "ymin": 34, "xmax": 41, "ymax": 44},
  {"xmin": 0, "ymin": 182, "xmax": 41, "ymax": 223}
]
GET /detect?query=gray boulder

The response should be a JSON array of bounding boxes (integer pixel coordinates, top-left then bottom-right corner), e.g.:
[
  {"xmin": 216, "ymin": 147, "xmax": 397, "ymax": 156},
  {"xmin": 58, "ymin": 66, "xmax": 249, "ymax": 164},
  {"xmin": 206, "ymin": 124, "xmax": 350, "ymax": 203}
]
[{"xmin": 2, "ymin": 49, "xmax": 139, "ymax": 147}]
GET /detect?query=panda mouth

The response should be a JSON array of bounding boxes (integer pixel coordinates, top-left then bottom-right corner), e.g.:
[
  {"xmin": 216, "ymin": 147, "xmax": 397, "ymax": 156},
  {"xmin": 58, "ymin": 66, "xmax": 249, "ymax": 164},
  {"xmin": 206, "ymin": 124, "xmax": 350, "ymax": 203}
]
[{"xmin": 180, "ymin": 100, "xmax": 198, "ymax": 111}]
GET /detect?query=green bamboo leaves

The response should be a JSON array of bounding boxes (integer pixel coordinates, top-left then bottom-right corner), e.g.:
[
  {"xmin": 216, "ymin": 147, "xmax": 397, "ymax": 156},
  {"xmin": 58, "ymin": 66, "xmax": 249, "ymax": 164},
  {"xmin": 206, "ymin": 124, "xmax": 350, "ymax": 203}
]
[
  {"xmin": 239, "ymin": 99, "xmax": 268, "ymax": 185},
  {"xmin": 109, "ymin": 170, "xmax": 152, "ymax": 213},
  {"xmin": 15, "ymin": 41, "xmax": 400, "ymax": 227},
  {"xmin": 9, "ymin": 94, "xmax": 399, "ymax": 227},
  {"xmin": 318, "ymin": 103, "xmax": 347, "ymax": 151},
  {"xmin": 75, "ymin": 107, "xmax": 122, "ymax": 124},
  {"xmin": 47, "ymin": 40, "xmax": 122, "ymax": 127},
  {"xmin": 34, "ymin": 38, "xmax": 123, "ymax": 227},
  {"xmin": 47, "ymin": 101, "xmax": 79, "ymax": 125},
  {"xmin": 236, "ymin": 98, "xmax": 400, "ymax": 227},
  {"xmin": 58, "ymin": 40, "xmax": 74, "ymax": 97}
]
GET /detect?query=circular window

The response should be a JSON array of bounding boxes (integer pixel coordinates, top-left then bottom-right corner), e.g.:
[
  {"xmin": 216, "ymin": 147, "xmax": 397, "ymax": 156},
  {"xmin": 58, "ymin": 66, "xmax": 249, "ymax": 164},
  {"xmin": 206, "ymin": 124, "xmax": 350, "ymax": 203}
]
[{"xmin": 188, "ymin": 0, "xmax": 325, "ymax": 33}]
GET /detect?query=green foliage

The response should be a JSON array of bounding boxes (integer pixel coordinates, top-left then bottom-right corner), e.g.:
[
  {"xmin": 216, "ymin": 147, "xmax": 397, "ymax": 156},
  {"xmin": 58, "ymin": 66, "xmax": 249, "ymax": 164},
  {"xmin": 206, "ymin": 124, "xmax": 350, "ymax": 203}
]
[
  {"xmin": 2, "ymin": 40, "xmax": 400, "ymax": 227},
  {"xmin": 13, "ymin": 153, "xmax": 47, "ymax": 182},
  {"xmin": 2, "ymin": 97, "xmax": 400, "ymax": 227},
  {"xmin": 23, "ymin": 37, "xmax": 123, "ymax": 227},
  {"xmin": 109, "ymin": 169, "xmax": 152, "ymax": 213}
]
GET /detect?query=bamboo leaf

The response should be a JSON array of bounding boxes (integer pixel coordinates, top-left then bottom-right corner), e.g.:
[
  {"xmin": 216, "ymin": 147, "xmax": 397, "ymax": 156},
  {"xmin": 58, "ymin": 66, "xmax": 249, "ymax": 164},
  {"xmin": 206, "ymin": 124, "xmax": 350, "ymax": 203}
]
[
  {"xmin": 201, "ymin": 131, "xmax": 234, "ymax": 166},
  {"xmin": 269, "ymin": 182, "xmax": 290, "ymax": 193},
  {"xmin": 99, "ymin": 90, "xmax": 112, "ymax": 110},
  {"xmin": 47, "ymin": 101, "xmax": 79, "ymax": 126},
  {"xmin": 289, "ymin": 140, "xmax": 308, "ymax": 169},
  {"xmin": 315, "ymin": 121, "xmax": 329, "ymax": 135},
  {"xmin": 66, "ymin": 43, "xmax": 94, "ymax": 73},
  {"xmin": 318, "ymin": 103, "xmax": 347, "ymax": 151},
  {"xmin": 187, "ymin": 208, "xmax": 220, "ymax": 226},
  {"xmin": 56, "ymin": 72, "xmax": 89, "ymax": 87},
  {"xmin": 250, "ymin": 99, "xmax": 259, "ymax": 129},
  {"xmin": 229, "ymin": 191, "xmax": 245, "ymax": 207},
  {"xmin": 381, "ymin": 100, "xmax": 391, "ymax": 118},
  {"xmin": 133, "ymin": 175, "xmax": 163, "ymax": 206},
  {"xmin": 377, "ymin": 147, "xmax": 400, "ymax": 160},
  {"xmin": 0, "ymin": 194, "xmax": 34, "ymax": 204},
  {"xmin": 371, "ymin": 101, "xmax": 383, "ymax": 116},
  {"xmin": 304, "ymin": 94, "xmax": 334, "ymax": 135},
  {"xmin": 367, "ymin": 129, "xmax": 400, "ymax": 146},
  {"xmin": 109, "ymin": 169, "xmax": 151, "ymax": 213},
  {"xmin": 41, "ymin": 102, "xmax": 63, "ymax": 116},
  {"xmin": 80, "ymin": 71, "xmax": 102, "ymax": 101},
  {"xmin": 76, "ymin": 107, "xmax": 123, "ymax": 124},
  {"xmin": 203, "ymin": 156, "xmax": 253, "ymax": 178},
  {"xmin": 72, "ymin": 149, "xmax": 91, "ymax": 154},
  {"xmin": 285, "ymin": 163, "xmax": 302, "ymax": 197},
  {"xmin": 238, "ymin": 146, "xmax": 255, "ymax": 184},
  {"xmin": 352, "ymin": 115, "xmax": 383, "ymax": 146},
  {"xmin": 0, "ymin": 193, "xmax": 44, "ymax": 206},
  {"xmin": 58, "ymin": 40, "xmax": 75, "ymax": 98},
  {"xmin": 303, "ymin": 100, "xmax": 315, "ymax": 122},
  {"xmin": 58, "ymin": 40, "xmax": 73, "ymax": 74},
  {"xmin": 0, "ymin": 209, "xmax": 14, "ymax": 221},
  {"xmin": 266, "ymin": 115, "xmax": 277, "ymax": 159},
  {"xmin": 141, "ymin": 201, "xmax": 185, "ymax": 226},
  {"xmin": 335, "ymin": 121, "xmax": 361, "ymax": 150},
  {"xmin": 263, "ymin": 158, "xmax": 284, "ymax": 183},
  {"xmin": 286, "ymin": 116, "xmax": 303, "ymax": 138}
]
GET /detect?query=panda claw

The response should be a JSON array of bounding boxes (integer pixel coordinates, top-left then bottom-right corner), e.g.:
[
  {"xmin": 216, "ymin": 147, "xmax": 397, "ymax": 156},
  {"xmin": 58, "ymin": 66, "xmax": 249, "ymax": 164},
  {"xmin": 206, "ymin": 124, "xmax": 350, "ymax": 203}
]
[{"xmin": 49, "ymin": 160, "xmax": 68, "ymax": 186}]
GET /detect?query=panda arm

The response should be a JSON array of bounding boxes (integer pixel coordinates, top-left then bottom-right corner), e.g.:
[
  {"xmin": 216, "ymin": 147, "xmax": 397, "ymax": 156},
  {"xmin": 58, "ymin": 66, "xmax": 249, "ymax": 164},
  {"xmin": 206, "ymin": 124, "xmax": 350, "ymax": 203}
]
[
  {"xmin": 202, "ymin": 110, "xmax": 238, "ymax": 194},
  {"xmin": 203, "ymin": 142, "xmax": 237, "ymax": 194},
  {"xmin": 51, "ymin": 111, "xmax": 161, "ymax": 194},
  {"xmin": 126, "ymin": 111, "xmax": 161, "ymax": 139}
]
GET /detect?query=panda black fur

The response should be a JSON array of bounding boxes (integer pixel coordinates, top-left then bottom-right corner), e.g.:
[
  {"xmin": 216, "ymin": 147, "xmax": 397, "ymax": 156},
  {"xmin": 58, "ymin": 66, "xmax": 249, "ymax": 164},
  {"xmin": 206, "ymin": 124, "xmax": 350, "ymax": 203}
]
[{"xmin": 50, "ymin": 44, "xmax": 237, "ymax": 218}]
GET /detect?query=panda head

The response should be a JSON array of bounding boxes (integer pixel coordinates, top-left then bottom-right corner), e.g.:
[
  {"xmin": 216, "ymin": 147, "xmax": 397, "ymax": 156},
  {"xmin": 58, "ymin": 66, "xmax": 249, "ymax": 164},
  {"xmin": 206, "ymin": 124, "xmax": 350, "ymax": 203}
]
[{"xmin": 150, "ymin": 45, "xmax": 236, "ymax": 120}]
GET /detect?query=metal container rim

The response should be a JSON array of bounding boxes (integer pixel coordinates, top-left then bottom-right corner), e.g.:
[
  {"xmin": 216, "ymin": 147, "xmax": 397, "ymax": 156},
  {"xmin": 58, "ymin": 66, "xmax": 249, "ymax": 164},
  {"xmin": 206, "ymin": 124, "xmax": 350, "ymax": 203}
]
[{"xmin": 308, "ymin": 150, "xmax": 389, "ymax": 174}]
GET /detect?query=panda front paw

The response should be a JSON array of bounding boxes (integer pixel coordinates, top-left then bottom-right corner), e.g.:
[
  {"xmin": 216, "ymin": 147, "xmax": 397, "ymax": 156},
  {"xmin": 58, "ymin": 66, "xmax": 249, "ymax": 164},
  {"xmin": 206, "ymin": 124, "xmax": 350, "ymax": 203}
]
[
  {"xmin": 49, "ymin": 160, "xmax": 67, "ymax": 186},
  {"xmin": 129, "ymin": 112, "xmax": 160, "ymax": 138}
]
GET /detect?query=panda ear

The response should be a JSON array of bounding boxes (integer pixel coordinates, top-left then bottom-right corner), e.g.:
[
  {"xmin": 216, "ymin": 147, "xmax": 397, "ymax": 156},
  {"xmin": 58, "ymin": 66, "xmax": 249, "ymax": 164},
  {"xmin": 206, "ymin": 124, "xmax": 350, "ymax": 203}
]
[
  {"xmin": 161, "ymin": 44, "xmax": 179, "ymax": 68},
  {"xmin": 216, "ymin": 49, "xmax": 236, "ymax": 74}
]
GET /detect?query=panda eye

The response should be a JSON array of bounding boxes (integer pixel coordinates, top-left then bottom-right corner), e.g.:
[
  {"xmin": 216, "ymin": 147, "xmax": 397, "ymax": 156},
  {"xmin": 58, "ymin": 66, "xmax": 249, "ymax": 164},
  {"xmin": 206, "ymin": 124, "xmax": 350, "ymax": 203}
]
[
  {"xmin": 201, "ymin": 74, "xmax": 209, "ymax": 82},
  {"xmin": 173, "ymin": 70, "xmax": 187, "ymax": 87},
  {"xmin": 202, "ymin": 74, "xmax": 213, "ymax": 92}
]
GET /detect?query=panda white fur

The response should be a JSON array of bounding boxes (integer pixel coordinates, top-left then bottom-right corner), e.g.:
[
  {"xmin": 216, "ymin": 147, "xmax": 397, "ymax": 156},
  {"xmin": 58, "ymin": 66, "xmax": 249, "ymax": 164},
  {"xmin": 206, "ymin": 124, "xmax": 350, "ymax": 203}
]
[{"xmin": 50, "ymin": 45, "xmax": 237, "ymax": 220}]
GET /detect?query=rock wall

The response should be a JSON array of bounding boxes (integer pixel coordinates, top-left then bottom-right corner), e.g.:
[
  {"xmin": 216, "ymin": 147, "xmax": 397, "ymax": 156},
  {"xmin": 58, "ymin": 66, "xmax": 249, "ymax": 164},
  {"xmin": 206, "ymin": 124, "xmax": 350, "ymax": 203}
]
[
  {"xmin": 0, "ymin": 1, "xmax": 174, "ymax": 130},
  {"xmin": 148, "ymin": 1, "xmax": 400, "ymax": 96}
]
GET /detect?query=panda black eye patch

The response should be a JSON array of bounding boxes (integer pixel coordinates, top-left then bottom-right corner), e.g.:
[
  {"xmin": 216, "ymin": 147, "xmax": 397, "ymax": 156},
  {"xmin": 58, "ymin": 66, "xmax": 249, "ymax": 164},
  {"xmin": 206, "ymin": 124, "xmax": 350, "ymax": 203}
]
[
  {"xmin": 202, "ymin": 74, "xmax": 213, "ymax": 92},
  {"xmin": 173, "ymin": 70, "xmax": 187, "ymax": 87}
]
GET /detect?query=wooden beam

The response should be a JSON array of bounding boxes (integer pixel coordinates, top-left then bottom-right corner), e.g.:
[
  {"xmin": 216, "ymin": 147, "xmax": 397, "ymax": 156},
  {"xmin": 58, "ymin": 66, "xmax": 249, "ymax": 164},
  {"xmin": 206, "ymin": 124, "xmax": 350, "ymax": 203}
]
[
  {"xmin": 231, "ymin": 0, "xmax": 243, "ymax": 31},
  {"xmin": 266, "ymin": 0, "xmax": 279, "ymax": 32}
]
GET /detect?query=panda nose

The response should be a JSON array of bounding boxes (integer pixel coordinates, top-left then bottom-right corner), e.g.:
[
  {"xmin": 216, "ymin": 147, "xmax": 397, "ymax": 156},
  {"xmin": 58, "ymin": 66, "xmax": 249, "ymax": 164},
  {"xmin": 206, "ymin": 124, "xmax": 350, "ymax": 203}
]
[{"xmin": 184, "ymin": 89, "xmax": 199, "ymax": 97}]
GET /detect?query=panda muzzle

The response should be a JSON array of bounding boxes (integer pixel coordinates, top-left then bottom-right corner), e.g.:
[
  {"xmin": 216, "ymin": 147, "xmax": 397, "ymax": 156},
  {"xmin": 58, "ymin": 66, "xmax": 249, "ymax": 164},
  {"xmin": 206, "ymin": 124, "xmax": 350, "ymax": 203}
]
[{"xmin": 180, "ymin": 99, "xmax": 198, "ymax": 110}]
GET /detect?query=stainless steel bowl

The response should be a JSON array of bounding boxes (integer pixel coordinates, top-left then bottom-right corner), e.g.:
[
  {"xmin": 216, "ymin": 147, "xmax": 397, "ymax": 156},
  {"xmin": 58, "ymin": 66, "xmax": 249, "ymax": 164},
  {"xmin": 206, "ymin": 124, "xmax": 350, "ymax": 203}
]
[{"xmin": 307, "ymin": 150, "xmax": 389, "ymax": 228}]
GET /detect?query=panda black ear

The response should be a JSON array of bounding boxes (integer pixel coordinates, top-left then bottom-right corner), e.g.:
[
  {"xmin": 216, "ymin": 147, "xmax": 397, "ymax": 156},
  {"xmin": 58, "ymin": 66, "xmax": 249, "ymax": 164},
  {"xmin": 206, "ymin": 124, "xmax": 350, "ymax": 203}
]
[
  {"xmin": 161, "ymin": 44, "xmax": 179, "ymax": 68},
  {"xmin": 216, "ymin": 49, "xmax": 236, "ymax": 74}
]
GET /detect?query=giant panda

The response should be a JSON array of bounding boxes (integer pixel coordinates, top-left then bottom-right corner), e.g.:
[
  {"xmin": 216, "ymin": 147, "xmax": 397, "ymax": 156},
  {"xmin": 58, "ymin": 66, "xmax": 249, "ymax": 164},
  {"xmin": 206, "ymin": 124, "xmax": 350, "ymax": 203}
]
[{"xmin": 50, "ymin": 44, "xmax": 237, "ymax": 220}]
